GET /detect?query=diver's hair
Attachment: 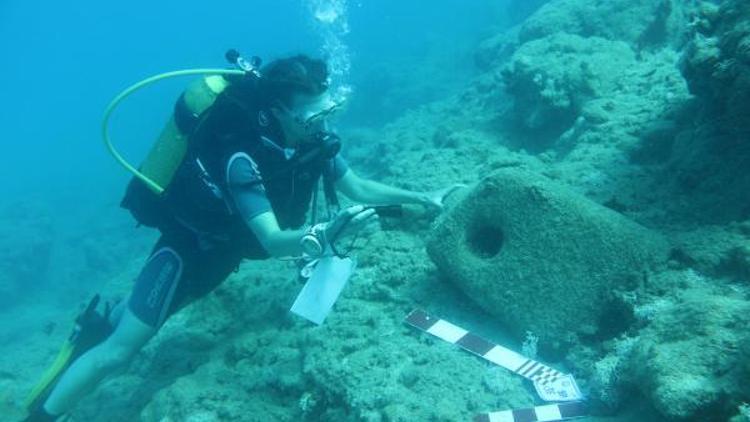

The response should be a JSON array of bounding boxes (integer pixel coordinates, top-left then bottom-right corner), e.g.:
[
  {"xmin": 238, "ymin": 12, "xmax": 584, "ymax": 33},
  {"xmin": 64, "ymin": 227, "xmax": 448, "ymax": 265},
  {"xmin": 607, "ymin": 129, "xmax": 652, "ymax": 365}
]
[{"xmin": 259, "ymin": 55, "xmax": 329, "ymax": 107}]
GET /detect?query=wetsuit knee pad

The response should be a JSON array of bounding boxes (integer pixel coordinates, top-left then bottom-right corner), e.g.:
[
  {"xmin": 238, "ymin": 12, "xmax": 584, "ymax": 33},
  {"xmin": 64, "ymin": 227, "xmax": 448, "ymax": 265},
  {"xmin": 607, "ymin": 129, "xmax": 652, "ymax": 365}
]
[{"xmin": 129, "ymin": 247, "xmax": 183, "ymax": 328}]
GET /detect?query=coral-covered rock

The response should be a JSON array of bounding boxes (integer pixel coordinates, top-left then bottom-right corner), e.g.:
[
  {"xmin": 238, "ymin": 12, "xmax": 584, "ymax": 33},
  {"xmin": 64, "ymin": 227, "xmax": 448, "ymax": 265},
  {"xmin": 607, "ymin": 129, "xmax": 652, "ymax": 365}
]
[
  {"xmin": 681, "ymin": 0, "xmax": 750, "ymax": 133},
  {"xmin": 473, "ymin": 0, "xmax": 700, "ymax": 93},
  {"xmin": 502, "ymin": 33, "xmax": 635, "ymax": 139},
  {"xmin": 629, "ymin": 280, "xmax": 750, "ymax": 420},
  {"xmin": 670, "ymin": 224, "xmax": 750, "ymax": 281},
  {"xmin": 426, "ymin": 168, "xmax": 667, "ymax": 351},
  {"xmin": 474, "ymin": 29, "xmax": 519, "ymax": 72},
  {"xmin": 519, "ymin": 0, "xmax": 694, "ymax": 48},
  {"xmin": 301, "ymin": 298, "xmax": 533, "ymax": 420}
]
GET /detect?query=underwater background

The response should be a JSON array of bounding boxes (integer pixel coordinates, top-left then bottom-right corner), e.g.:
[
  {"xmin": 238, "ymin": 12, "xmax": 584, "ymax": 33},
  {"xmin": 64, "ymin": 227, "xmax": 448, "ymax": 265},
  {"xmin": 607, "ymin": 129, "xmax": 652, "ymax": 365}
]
[{"xmin": 1, "ymin": 0, "xmax": 749, "ymax": 420}]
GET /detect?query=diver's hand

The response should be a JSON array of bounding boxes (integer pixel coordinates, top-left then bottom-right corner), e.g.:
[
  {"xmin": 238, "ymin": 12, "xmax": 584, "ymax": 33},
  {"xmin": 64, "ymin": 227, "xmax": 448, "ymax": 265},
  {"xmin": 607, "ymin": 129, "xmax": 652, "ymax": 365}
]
[
  {"xmin": 420, "ymin": 184, "xmax": 467, "ymax": 210},
  {"xmin": 325, "ymin": 205, "xmax": 380, "ymax": 243}
]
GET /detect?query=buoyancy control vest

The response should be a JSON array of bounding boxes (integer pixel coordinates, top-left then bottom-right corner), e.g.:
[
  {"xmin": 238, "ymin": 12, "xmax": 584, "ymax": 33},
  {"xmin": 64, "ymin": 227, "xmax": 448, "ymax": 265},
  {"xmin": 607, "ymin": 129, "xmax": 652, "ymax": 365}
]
[{"xmin": 121, "ymin": 74, "xmax": 338, "ymax": 253}]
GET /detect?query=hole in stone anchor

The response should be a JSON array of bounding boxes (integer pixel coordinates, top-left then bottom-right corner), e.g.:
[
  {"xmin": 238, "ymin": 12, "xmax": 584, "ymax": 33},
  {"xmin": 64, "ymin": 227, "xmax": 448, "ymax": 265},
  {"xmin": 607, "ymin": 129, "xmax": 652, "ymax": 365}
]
[{"xmin": 466, "ymin": 222, "xmax": 505, "ymax": 258}]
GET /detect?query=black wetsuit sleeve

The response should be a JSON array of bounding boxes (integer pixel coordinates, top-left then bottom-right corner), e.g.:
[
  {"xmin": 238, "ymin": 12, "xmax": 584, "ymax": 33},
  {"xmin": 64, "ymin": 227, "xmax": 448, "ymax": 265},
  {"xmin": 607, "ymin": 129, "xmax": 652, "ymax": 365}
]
[{"xmin": 227, "ymin": 155, "xmax": 273, "ymax": 222}]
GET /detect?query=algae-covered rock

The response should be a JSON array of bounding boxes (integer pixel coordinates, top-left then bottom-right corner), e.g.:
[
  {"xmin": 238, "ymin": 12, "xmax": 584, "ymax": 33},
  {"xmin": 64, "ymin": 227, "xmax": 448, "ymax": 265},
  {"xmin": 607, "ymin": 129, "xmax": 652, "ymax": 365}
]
[
  {"xmin": 139, "ymin": 362, "xmax": 295, "ymax": 422},
  {"xmin": 519, "ymin": 0, "xmax": 694, "ymax": 48},
  {"xmin": 670, "ymin": 224, "xmax": 750, "ymax": 281},
  {"xmin": 299, "ymin": 293, "xmax": 533, "ymax": 421},
  {"xmin": 474, "ymin": 29, "xmax": 519, "ymax": 72},
  {"xmin": 629, "ymin": 281, "xmax": 750, "ymax": 420},
  {"xmin": 681, "ymin": 0, "xmax": 750, "ymax": 134},
  {"xmin": 502, "ymin": 33, "xmax": 636, "ymax": 138},
  {"xmin": 426, "ymin": 168, "xmax": 667, "ymax": 351}
]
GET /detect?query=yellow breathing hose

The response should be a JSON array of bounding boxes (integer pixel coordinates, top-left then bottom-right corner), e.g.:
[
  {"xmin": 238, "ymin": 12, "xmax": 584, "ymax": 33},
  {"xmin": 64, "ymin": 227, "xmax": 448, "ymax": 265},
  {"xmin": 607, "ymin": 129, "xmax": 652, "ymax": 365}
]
[{"xmin": 101, "ymin": 68, "xmax": 245, "ymax": 194}]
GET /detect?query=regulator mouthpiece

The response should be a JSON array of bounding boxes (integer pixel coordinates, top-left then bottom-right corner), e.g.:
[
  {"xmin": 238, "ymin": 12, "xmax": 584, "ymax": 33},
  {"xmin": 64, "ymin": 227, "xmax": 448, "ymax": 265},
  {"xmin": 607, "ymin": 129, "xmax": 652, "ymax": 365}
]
[{"xmin": 316, "ymin": 132, "xmax": 342, "ymax": 160}]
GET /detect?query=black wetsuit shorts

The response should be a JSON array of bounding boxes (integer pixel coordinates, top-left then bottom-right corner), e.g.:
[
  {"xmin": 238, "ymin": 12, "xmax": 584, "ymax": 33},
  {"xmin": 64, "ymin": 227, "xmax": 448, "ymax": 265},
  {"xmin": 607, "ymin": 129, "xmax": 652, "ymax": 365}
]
[{"xmin": 128, "ymin": 228, "xmax": 248, "ymax": 328}]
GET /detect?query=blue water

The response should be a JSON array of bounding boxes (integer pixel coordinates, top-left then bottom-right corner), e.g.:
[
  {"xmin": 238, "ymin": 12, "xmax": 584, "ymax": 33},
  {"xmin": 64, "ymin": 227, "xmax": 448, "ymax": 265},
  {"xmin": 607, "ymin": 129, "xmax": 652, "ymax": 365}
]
[{"xmin": 0, "ymin": 0, "xmax": 505, "ymax": 201}]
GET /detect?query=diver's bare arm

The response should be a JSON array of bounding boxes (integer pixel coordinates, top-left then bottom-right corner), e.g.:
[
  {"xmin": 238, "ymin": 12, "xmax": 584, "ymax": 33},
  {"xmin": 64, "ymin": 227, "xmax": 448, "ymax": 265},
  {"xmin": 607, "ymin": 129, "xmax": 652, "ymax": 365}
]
[
  {"xmin": 335, "ymin": 169, "xmax": 428, "ymax": 205},
  {"xmin": 247, "ymin": 207, "xmax": 376, "ymax": 257},
  {"xmin": 247, "ymin": 212, "xmax": 307, "ymax": 257}
]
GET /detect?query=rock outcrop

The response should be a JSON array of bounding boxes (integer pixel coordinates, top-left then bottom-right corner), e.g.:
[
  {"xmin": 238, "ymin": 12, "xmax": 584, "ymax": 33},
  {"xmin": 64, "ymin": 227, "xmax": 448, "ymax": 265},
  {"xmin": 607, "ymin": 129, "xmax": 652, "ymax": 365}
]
[{"xmin": 427, "ymin": 168, "xmax": 667, "ymax": 352}]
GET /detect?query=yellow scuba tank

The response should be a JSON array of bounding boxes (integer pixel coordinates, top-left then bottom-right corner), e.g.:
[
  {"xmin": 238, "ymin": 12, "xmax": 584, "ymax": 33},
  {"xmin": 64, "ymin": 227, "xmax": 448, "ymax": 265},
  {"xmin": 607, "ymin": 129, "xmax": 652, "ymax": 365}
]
[
  {"xmin": 102, "ymin": 50, "xmax": 261, "ymax": 194},
  {"xmin": 138, "ymin": 75, "xmax": 229, "ymax": 192}
]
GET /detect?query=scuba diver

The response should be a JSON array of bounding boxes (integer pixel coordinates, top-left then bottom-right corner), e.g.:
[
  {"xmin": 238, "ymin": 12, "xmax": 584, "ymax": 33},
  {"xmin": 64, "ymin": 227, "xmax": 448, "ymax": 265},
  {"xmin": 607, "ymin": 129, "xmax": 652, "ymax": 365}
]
[{"xmin": 23, "ymin": 51, "xmax": 461, "ymax": 421}]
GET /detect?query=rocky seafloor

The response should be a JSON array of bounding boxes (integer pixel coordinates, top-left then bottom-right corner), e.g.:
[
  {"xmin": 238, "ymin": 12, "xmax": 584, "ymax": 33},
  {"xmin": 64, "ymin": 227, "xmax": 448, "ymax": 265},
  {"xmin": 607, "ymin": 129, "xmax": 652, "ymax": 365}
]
[{"xmin": 3, "ymin": 0, "xmax": 750, "ymax": 420}]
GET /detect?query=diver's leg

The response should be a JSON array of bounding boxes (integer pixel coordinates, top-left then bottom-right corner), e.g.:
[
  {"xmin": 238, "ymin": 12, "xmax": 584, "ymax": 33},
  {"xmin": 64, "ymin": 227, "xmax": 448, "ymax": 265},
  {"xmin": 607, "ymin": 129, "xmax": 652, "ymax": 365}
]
[
  {"xmin": 40, "ymin": 246, "xmax": 184, "ymax": 418},
  {"xmin": 108, "ymin": 297, "xmax": 128, "ymax": 327},
  {"xmin": 42, "ymin": 308, "xmax": 155, "ymax": 415}
]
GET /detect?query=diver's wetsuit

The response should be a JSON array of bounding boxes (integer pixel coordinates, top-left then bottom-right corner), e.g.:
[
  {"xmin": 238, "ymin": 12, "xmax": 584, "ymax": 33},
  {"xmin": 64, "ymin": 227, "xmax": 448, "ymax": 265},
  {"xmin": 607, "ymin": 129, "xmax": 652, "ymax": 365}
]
[{"xmin": 128, "ymin": 138, "xmax": 349, "ymax": 328}]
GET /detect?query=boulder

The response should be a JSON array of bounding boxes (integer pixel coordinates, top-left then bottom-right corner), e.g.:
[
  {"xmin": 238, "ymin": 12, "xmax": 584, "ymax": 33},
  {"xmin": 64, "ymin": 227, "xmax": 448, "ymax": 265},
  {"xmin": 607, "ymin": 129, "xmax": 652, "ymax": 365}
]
[
  {"xmin": 426, "ymin": 168, "xmax": 667, "ymax": 351},
  {"xmin": 502, "ymin": 33, "xmax": 636, "ymax": 139},
  {"xmin": 629, "ymin": 282, "xmax": 750, "ymax": 420},
  {"xmin": 519, "ymin": 0, "xmax": 695, "ymax": 48},
  {"xmin": 680, "ymin": 0, "xmax": 750, "ymax": 134},
  {"xmin": 667, "ymin": 0, "xmax": 750, "ymax": 223}
]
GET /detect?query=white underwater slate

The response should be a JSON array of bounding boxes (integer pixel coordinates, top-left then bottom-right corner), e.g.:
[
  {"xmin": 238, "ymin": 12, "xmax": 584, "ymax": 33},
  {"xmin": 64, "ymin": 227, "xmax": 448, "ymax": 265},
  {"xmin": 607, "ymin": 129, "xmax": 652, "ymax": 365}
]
[{"xmin": 290, "ymin": 255, "xmax": 356, "ymax": 325}]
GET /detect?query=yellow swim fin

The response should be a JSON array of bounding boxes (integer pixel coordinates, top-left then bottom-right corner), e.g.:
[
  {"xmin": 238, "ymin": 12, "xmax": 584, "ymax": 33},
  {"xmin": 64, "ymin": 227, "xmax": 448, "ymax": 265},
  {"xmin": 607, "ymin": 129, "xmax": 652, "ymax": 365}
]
[
  {"xmin": 24, "ymin": 295, "xmax": 114, "ymax": 412},
  {"xmin": 24, "ymin": 340, "xmax": 75, "ymax": 410}
]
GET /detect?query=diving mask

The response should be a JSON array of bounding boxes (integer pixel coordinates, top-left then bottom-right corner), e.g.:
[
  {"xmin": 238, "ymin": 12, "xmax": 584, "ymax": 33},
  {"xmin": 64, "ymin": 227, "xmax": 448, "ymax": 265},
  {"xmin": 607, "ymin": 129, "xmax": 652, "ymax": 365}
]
[{"xmin": 290, "ymin": 93, "xmax": 346, "ymax": 132}]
